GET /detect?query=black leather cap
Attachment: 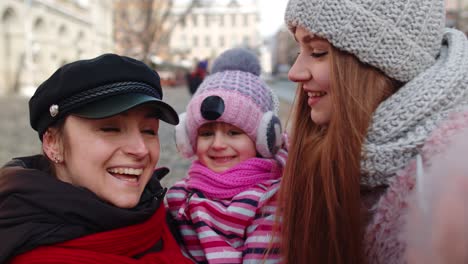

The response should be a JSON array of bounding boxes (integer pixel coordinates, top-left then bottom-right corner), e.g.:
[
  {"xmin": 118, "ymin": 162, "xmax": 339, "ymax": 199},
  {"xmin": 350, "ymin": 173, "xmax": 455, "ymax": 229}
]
[{"xmin": 29, "ymin": 53, "xmax": 179, "ymax": 139}]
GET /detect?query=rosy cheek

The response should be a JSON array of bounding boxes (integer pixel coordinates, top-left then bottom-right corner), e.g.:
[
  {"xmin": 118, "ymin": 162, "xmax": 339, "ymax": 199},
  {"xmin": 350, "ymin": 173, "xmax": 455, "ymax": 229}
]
[{"xmin": 315, "ymin": 69, "xmax": 330, "ymax": 91}]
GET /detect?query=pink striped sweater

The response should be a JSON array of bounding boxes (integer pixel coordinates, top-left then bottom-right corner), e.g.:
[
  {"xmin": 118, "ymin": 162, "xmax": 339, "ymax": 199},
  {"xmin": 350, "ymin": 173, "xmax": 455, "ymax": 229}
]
[{"xmin": 166, "ymin": 158, "xmax": 282, "ymax": 264}]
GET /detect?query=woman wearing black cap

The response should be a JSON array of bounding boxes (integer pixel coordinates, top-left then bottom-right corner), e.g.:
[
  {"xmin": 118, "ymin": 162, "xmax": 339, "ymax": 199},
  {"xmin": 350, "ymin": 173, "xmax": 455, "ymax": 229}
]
[{"xmin": 0, "ymin": 54, "xmax": 193, "ymax": 263}]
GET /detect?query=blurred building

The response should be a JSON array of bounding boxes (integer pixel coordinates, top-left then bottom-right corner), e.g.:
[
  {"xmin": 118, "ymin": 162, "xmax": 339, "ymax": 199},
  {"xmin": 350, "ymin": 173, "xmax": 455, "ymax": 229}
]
[
  {"xmin": 446, "ymin": 0, "xmax": 468, "ymax": 34},
  {"xmin": 169, "ymin": 0, "xmax": 263, "ymax": 69},
  {"xmin": 271, "ymin": 25, "xmax": 296, "ymax": 78},
  {"xmin": 113, "ymin": 0, "xmax": 172, "ymax": 63},
  {"xmin": 0, "ymin": 0, "xmax": 113, "ymax": 95}
]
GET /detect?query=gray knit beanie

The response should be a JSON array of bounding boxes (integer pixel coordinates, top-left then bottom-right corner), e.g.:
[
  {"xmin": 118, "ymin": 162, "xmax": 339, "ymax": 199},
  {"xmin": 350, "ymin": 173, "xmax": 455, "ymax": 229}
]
[{"xmin": 284, "ymin": 0, "xmax": 446, "ymax": 82}]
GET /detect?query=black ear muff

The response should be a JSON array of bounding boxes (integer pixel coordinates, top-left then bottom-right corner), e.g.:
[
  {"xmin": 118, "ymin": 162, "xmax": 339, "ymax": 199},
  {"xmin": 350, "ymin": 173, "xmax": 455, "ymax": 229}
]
[
  {"xmin": 201, "ymin": 95, "xmax": 224, "ymax": 120},
  {"xmin": 256, "ymin": 111, "xmax": 282, "ymax": 158}
]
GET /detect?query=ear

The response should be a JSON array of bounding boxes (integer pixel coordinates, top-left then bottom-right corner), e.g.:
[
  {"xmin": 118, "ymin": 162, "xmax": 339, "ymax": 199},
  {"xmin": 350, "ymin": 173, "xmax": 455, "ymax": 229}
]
[{"xmin": 42, "ymin": 128, "xmax": 63, "ymax": 163}]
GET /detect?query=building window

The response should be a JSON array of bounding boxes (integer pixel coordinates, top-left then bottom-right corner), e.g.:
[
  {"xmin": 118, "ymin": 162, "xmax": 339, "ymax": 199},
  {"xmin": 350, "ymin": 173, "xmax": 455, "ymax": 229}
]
[
  {"xmin": 193, "ymin": 36, "xmax": 198, "ymax": 46},
  {"xmin": 33, "ymin": 17, "xmax": 45, "ymax": 33},
  {"xmin": 76, "ymin": 31, "xmax": 85, "ymax": 42},
  {"xmin": 2, "ymin": 7, "xmax": 17, "ymax": 25},
  {"xmin": 219, "ymin": 36, "xmax": 225, "ymax": 47},
  {"xmin": 180, "ymin": 17, "xmax": 186, "ymax": 28},
  {"xmin": 243, "ymin": 36, "xmax": 250, "ymax": 46},
  {"xmin": 243, "ymin": 14, "xmax": 249, "ymax": 26},
  {"xmin": 219, "ymin": 15, "xmax": 224, "ymax": 26},
  {"xmin": 32, "ymin": 43, "xmax": 41, "ymax": 64},
  {"xmin": 58, "ymin": 24, "xmax": 68, "ymax": 36},
  {"xmin": 231, "ymin": 14, "xmax": 236, "ymax": 27},
  {"xmin": 205, "ymin": 36, "xmax": 211, "ymax": 47},
  {"xmin": 205, "ymin": 14, "xmax": 210, "ymax": 27},
  {"xmin": 192, "ymin": 14, "xmax": 197, "ymax": 27}
]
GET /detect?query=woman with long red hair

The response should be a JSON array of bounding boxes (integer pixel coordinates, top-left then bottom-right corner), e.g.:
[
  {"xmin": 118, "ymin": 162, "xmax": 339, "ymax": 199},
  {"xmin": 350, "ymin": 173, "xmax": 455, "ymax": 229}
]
[{"xmin": 278, "ymin": 0, "xmax": 468, "ymax": 263}]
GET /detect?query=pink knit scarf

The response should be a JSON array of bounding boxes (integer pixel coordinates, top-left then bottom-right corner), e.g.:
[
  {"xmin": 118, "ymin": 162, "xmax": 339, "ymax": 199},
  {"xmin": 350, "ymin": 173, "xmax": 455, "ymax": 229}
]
[{"xmin": 186, "ymin": 158, "xmax": 282, "ymax": 199}]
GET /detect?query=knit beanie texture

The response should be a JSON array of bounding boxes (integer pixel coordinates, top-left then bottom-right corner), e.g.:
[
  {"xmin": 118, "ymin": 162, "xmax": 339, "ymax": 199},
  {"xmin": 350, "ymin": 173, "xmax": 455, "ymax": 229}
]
[
  {"xmin": 284, "ymin": 0, "xmax": 445, "ymax": 82},
  {"xmin": 184, "ymin": 48, "xmax": 279, "ymax": 156}
]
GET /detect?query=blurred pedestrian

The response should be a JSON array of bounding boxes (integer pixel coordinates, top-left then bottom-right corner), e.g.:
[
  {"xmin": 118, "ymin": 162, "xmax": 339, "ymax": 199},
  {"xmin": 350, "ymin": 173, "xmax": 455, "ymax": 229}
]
[{"xmin": 186, "ymin": 59, "xmax": 208, "ymax": 95}]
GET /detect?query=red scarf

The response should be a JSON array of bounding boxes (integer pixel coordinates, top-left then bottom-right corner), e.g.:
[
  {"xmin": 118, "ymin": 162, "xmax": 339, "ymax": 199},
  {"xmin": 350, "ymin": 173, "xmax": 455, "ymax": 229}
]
[{"xmin": 10, "ymin": 206, "xmax": 193, "ymax": 264}]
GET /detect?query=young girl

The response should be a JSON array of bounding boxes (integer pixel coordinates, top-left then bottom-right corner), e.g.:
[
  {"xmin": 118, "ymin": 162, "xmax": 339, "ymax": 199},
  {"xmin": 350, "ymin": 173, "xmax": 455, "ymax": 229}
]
[
  {"xmin": 278, "ymin": 0, "xmax": 468, "ymax": 263},
  {"xmin": 166, "ymin": 48, "xmax": 285, "ymax": 263},
  {"xmin": 0, "ymin": 54, "xmax": 193, "ymax": 263}
]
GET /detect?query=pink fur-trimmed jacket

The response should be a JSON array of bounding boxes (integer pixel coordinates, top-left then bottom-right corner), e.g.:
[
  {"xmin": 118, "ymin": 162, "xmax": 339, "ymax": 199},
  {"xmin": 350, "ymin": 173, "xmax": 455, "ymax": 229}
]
[{"xmin": 363, "ymin": 110, "xmax": 468, "ymax": 263}]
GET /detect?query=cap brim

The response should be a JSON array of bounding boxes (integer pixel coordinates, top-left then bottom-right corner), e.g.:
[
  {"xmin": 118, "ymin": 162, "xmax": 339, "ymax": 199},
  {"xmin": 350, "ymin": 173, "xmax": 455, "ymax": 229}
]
[{"xmin": 71, "ymin": 94, "xmax": 179, "ymax": 125}]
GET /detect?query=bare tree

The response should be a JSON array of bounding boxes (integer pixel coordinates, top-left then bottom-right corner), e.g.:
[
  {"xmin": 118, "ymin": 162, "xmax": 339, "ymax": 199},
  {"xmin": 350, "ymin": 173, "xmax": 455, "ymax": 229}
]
[{"xmin": 114, "ymin": 0, "xmax": 200, "ymax": 65}]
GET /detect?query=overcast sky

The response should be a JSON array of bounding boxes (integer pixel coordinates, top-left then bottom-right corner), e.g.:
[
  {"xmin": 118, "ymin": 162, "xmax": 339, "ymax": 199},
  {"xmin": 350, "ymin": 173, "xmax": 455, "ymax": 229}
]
[{"xmin": 258, "ymin": 0, "xmax": 289, "ymax": 37}]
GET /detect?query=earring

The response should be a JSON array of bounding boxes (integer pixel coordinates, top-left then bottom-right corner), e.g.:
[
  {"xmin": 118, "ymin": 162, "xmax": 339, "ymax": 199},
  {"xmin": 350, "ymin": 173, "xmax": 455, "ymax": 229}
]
[{"xmin": 53, "ymin": 156, "xmax": 62, "ymax": 164}]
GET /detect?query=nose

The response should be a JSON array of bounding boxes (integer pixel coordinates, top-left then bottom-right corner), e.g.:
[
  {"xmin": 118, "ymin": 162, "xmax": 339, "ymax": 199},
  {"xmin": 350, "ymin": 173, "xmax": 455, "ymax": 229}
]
[
  {"xmin": 288, "ymin": 55, "xmax": 310, "ymax": 83},
  {"xmin": 211, "ymin": 132, "xmax": 227, "ymax": 150},
  {"xmin": 123, "ymin": 131, "xmax": 149, "ymax": 158}
]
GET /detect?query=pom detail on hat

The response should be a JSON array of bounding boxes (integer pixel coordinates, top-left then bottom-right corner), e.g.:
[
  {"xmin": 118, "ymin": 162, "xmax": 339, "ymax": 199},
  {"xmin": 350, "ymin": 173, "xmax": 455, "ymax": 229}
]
[{"xmin": 210, "ymin": 48, "xmax": 261, "ymax": 76}]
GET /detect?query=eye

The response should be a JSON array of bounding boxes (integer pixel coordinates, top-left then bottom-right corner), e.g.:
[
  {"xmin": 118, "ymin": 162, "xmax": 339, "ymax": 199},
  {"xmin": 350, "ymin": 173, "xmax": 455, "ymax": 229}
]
[
  {"xmin": 227, "ymin": 130, "xmax": 243, "ymax": 136},
  {"xmin": 142, "ymin": 129, "xmax": 157, "ymax": 136},
  {"xmin": 100, "ymin": 127, "xmax": 120, "ymax": 132},
  {"xmin": 311, "ymin": 51, "xmax": 328, "ymax": 58},
  {"xmin": 198, "ymin": 130, "xmax": 214, "ymax": 137}
]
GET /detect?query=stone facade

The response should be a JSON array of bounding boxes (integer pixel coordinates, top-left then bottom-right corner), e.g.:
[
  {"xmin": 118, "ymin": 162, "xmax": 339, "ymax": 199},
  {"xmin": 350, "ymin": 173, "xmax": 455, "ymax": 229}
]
[{"xmin": 0, "ymin": 0, "xmax": 114, "ymax": 95}]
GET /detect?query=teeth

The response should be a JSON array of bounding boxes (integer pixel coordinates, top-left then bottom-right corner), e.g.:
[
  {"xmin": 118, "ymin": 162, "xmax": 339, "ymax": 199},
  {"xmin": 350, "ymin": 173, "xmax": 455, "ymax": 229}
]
[
  {"xmin": 212, "ymin": 156, "xmax": 234, "ymax": 161},
  {"xmin": 308, "ymin": 91, "xmax": 327, "ymax": 97},
  {"xmin": 107, "ymin": 168, "xmax": 143, "ymax": 176}
]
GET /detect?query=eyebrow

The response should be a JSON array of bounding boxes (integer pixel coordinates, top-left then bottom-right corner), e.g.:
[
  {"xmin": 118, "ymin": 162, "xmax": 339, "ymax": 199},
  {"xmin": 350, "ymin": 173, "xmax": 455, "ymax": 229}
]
[{"xmin": 295, "ymin": 34, "xmax": 320, "ymax": 44}]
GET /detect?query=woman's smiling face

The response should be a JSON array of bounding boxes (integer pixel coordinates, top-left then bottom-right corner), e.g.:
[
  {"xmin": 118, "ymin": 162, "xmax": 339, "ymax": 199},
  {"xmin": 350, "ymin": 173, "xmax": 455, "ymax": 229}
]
[
  {"xmin": 49, "ymin": 105, "xmax": 161, "ymax": 208},
  {"xmin": 288, "ymin": 26, "xmax": 332, "ymax": 125}
]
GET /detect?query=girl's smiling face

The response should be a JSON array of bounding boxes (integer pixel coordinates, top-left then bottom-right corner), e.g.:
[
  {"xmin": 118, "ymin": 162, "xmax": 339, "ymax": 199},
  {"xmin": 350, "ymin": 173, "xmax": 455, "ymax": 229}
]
[{"xmin": 196, "ymin": 122, "xmax": 256, "ymax": 173}]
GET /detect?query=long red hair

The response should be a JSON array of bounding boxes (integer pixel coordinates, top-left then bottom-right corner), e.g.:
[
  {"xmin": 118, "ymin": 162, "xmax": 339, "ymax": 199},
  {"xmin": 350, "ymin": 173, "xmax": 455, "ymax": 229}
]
[{"xmin": 277, "ymin": 47, "xmax": 401, "ymax": 263}]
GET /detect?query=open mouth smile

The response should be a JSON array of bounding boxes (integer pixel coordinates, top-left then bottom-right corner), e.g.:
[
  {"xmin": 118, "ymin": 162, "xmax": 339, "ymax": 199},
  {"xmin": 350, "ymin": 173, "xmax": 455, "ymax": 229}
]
[
  {"xmin": 107, "ymin": 167, "xmax": 143, "ymax": 183},
  {"xmin": 210, "ymin": 156, "xmax": 236, "ymax": 163}
]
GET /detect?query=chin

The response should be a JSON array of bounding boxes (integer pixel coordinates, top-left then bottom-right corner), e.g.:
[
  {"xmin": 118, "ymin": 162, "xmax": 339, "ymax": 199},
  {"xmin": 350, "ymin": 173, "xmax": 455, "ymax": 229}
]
[
  {"xmin": 210, "ymin": 167, "xmax": 228, "ymax": 173},
  {"xmin": 310, "ymin": 111, "xmax": 330, "ymax": 126},
  {"xmin": 208, "ymin": 162, "xmax": 234, "ymax": 173},
  {"xmin": 109, "ymin": 196, "xmax": 140, "ymax": 209}
]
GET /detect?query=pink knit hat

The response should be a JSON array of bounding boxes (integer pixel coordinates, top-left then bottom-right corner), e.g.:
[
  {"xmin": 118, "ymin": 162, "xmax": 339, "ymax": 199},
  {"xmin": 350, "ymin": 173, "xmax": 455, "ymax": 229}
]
[{"xmin": 175, "ymin": 48, "xmax": 282, "ymax": 158}]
